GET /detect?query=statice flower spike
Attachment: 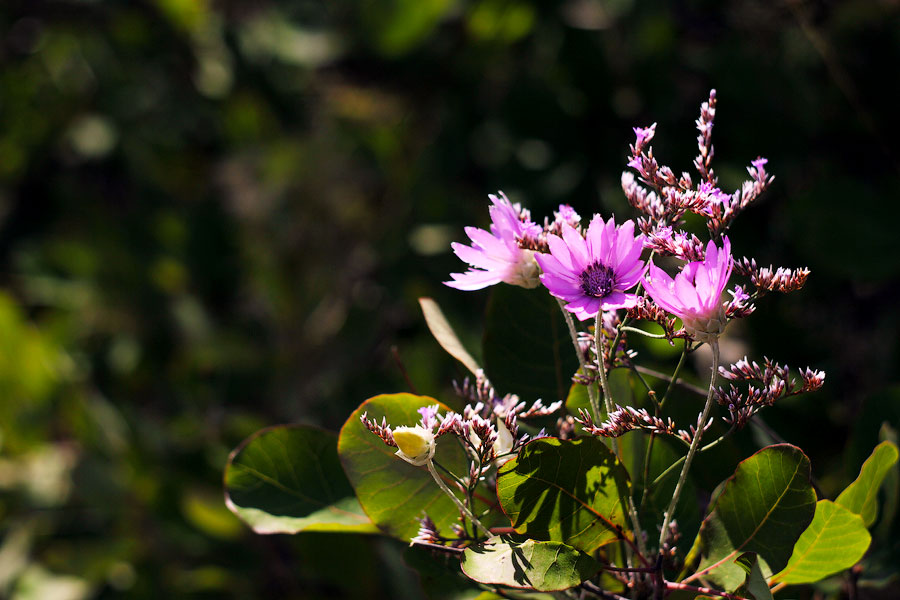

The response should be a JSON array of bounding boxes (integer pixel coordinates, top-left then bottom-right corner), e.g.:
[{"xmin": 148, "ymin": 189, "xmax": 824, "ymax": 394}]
[
  {"xmin": 445, "ymin": 192, "xmax": 541, "ymax": 291},
  {"xmin": 643, "ymin": 237, "xmax": 733, "ymax": 343},
  {"xmin": 536, "ymin": 215, "xmax": 645, "ymax": 321}
]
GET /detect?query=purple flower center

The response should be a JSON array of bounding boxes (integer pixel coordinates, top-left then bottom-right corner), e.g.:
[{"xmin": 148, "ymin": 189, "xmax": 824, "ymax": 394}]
[{"xmin": 579, "ymin": 262, "xmax": 616, "ymax": 298}]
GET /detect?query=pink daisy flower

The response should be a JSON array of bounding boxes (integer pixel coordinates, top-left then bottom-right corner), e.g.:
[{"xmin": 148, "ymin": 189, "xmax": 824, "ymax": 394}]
[
  {"xmin": 535, "ymin": 215, "xmax": 645, "ymax": 321},
  {"xmin": 445, "ymin": 192, "xmax": 542, "ymax": 291},
  {"xmin": 643, "ymin": 237, "xmax": 733, "ymax": 343}
]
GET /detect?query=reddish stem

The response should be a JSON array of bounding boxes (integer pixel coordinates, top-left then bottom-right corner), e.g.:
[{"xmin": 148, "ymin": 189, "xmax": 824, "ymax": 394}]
[{"xmin": 666, "ymin": 581, "xmax": 749, "ymax": 600}]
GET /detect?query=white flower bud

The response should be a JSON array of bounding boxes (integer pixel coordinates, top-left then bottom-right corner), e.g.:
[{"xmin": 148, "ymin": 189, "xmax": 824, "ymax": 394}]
[{"xmin": 392, "ymin": 426, "xmax": 436, "ymax": 466}]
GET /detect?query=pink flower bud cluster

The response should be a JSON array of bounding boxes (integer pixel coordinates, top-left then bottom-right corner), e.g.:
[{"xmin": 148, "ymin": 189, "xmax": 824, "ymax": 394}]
[
  {"xmin": 577, "ymin": 405, "xmax": 712, "ymax": 446},
  {"xmin": 715, "ymin": 356, "xmax": 826, "ymax": 428},
  {"xmin": 361, "ymin": 385, "xmax": 560, "ymax": 471},
  {"xmin": 733, "ymin": 257, "xmax": 810, "ymax": 295}
]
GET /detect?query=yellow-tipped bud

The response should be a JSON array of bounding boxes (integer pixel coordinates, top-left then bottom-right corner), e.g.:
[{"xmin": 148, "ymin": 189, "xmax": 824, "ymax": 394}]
[{"xmin": 392, "ymin": 426, "xmax": 436, "ymax": 466}]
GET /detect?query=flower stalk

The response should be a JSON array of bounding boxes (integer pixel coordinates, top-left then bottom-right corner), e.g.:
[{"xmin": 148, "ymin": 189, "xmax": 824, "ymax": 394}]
[
  {"xmin": 426, "ymin": 459, "xmax": 491, "ymax": 538},
  {"xmin": 558, "ymin": 298, "xmax": 603, "ymax": 423},
  {"xmin": 657, "ymin": 339, "xmax": 720, "ymax": 551},
  {"xmin": 594, "ymin": 313, "xmax": 649, "ymax": 561}
]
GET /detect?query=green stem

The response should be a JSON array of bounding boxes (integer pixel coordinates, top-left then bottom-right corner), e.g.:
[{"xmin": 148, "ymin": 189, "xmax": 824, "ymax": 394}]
[
  {"xmin": 657, "ymin": 340, "xmax": 720, "ymax": 551},
  {"xmin": 639, "ymin": 432, "xmax": 657, "ymax": 513},
  {"xmin": 432, "ymin": 459, "xmax": 469, "ymax": 490},
  {"xmin": 557, "ymin": 298, "xmax": 602, "ymax": 423},
  {"xmin": 594, "ymin": 312, "xmax": 649, "ymax": 563},
  {"xmin": 621, "ymin": 326, "xmax": 668, "ymax": 339},
  {"xmin": 658, "ymin": 343, "xmax": 689, "ymax": 411},
  {"xmin": 646, "ymin": 426, "xmax": 734, "ymax": 492},
  {"xmin": 426, "ymin": 459, "xmax": 490, "ymax": 537}
]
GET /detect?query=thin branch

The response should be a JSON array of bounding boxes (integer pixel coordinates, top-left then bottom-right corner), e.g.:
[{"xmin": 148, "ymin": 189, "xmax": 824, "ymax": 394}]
[
  {"xmin": 666, "ymin": 581, "xmax": 749, "ymax": 600},
  {"xmin": 634, "ymin": 365, "xmax": 707, "ymax": 397}
]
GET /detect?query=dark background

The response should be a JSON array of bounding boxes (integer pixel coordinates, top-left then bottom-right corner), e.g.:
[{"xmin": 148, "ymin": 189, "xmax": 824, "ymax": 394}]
[{"xmin": 0, "ymin": 1, "xmax": 898, "ymax": 598}]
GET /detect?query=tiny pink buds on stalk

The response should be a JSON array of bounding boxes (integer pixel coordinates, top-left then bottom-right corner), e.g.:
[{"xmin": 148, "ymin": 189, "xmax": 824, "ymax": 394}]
[
  {"xmin": 643, "ymin": 237, "xmax": 733, "ymax": 344},
  {"xmin": 445, "ymin": 192, "xmax": 542, "ymax": 291}
]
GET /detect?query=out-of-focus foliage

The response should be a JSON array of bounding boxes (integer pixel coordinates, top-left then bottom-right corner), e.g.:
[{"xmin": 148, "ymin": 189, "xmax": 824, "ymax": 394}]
[{"xmin": 0, "ymin": 0, "xmax": 898, "ymax": 597}]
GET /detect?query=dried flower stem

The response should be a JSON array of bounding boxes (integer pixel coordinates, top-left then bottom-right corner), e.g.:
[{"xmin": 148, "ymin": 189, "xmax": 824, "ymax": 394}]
[
  {"xmin": 595, "ymin": 312, "xmax": 649, "ymax": 562},
  {"xmin": 657, "ymin": 340, "xmax": 720, "ymax": 552},
  {"xmin": 426, "ymin": 459, "xmax": 490, "ymax": 537}
]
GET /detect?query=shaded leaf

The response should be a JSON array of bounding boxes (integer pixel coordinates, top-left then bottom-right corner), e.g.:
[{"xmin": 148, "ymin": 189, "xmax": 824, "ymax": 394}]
[
  {"xmin": 483, "ymin": 285, "xmax": 578, "ymax": 404},
  {"xmin": 496, "ymin": 437, "xmax": 630, "ymax": 552},
  {"xmin": 338, "ymin": 393, "xmax": 472, "ymax": 541},
  {"xmin": 696, "ymin": 444, "xmax": 816, "ymax": 591},
  {"xmin": 738, "ymin": 554, "xmax": 774, "ymax": 600},
  {"xmin": 404, "ymin": 545, "xmax": 485, "ymax": 600},
  {"xmin": 835, "ymin": 441, "xmax": 899, "ymax": 527},
  {"xmin": 460, "ymin": 535, "xmax": 599, "ymax": 592},
  {"xmin": 770, "ymin": 500, "xmax": 871, "ymax": 584},
  {"xmin": 420, "ymin": 297, "xmax": 480, "ymax": 375},
  {"xmin": 225, "ymin": 425, "xmax": 376, "ymax": 534}
]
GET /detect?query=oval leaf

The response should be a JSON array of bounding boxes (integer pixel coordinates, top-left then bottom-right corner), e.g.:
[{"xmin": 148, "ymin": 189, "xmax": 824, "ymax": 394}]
[
  {"xmin": 496, "ymin": 437, "xmax": 630, "ymax": 552},
  {"xmin": 338, "ymin": 393, "xmax": 470, "ymax": 541},
  {"xmin": 483, "ymin": 285, "xmax": 578, "ymax": 404},
  {"xmin": 461, "ymin": 535, "xmax": 600, "ymax": 592},
  {"xmin": 225, "ymin": 425, "xmax": 377, "ymax": 534},
  {"xmin": 835, "ymin": 441, "xmax": 899, "ymax": 527},
  {"xmin": 696, "ymin": 444, "xmax": 816, "ymax": 590},
  {"xmin": 420, "ymin": 297, "xmax": 481, "ymax": 375},
  {"xmin": 770, "ymin": 500, "xmax": 871, "ymax": 585}
]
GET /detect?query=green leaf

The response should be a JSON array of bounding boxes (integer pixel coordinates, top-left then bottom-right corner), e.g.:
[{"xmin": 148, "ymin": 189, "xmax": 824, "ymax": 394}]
[
  {"xmin": 564, "ymin": 378, "xmax": 594, "ymax": 416},
  {"xmin": 696, "ymin": 444, "xmax": 816, "ymax": 591},
  {"xmin": 419, "ymin": 297, "xmax": 481, "ymax": 376},
  {"xmin": 403, "ymin": 545, "xmax": 485, "ymax": 600},
  {"xmin": 770, "ymin": 500, "xmax": 871, "ymax": 585},
  {"xmin": 483, "ymin": 285, "xmax": 578, "ymax": 404},
  {"xmin": 835, "ymin": 441, "xmax": 899, "ymax": 527},
  {"xmin": 460, "ymin": 535, "xmax": 600, "ymax": 592},
  {"xmin": 225, "ymin": 425, "xmax": 377, "ymax": 534},
  {"xmin": 496, "ymin": 437, "xmax": 630, "ymax": 552},
  {"xmin": 736, "ymin": 554, "xmax": 774, "ymax": 600},
  {"xmin": 338, "ymin": 393, "xmax": 471, "ymax": 541},
  {"xmin": 875, "ymin": 425, "xmax": 899, "ymax": 539}
]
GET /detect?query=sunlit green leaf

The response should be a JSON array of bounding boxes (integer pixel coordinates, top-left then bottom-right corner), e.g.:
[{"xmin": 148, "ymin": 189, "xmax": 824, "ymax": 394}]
[
  {"xmin": 461, "ymin": 535, "xmax": 599, "ymax": 592},
  {"xmin": 836, "ymin": 441, "xmax": 899, "ymax": 527},
  {"xmin": 496, "ymin": 437, "xmax": 630, "ymax": 552},
  {"xmin": 770, "ymin": 500, "xmax": 870, "ymax": 585},
  {"xmin": 225, "ymin": 425, "xmax": 376, "ymax": 534},
  {"xmin": 696, "ymin": 444, "xmax": 816, "ymax": 591},
  {"xmin": 338, "ymin": 393, "xmax": 474, "ymax": 541}
]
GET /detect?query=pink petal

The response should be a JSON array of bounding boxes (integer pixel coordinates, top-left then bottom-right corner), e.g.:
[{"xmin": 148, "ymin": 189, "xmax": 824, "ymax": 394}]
[
  {"xmin": 445, "ymin": 270, "xmax": 503, "ymax": 290},
  {"xmin": 562, "ymin": 224, "xmax": 589, "ymax": 269},
  {"xmin": 547, "ymin": 234, "xmax": 576, "ymax": 272}
]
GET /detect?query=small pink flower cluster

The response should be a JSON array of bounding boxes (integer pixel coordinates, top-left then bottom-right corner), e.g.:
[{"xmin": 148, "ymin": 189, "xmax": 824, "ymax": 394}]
[
  {"xmin": 446, "ymin": 90, "xmax": 814, "ymax": 348},
  {"xmin": 362, "ymin": 371, "xmax": 560, "ymax": 469}
]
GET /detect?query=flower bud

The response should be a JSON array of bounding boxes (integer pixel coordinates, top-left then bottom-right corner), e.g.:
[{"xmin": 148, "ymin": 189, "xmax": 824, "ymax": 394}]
[
  {"xmin": 681, "ymin": 305, "xmax": 726, "ymax": 344},
  {"xmin": 392, "ymin": 426, "xmax": 436, "ymax": 466}
]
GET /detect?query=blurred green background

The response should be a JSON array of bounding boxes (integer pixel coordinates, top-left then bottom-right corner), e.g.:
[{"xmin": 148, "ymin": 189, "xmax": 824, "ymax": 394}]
[{"xmin": 0, "ymin": 0, "xmax": 898, "ymax": 598}]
